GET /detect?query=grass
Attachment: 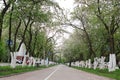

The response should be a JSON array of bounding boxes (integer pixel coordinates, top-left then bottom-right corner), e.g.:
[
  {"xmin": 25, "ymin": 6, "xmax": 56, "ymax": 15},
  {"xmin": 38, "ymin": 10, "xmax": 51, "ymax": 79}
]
[
  {"xmin": 72, "ymin": 66, "xmax": 120, "ymax": 80},
  {"xmin": 0, "ymin": 64, "xmax": 55, "ymax": 77}
]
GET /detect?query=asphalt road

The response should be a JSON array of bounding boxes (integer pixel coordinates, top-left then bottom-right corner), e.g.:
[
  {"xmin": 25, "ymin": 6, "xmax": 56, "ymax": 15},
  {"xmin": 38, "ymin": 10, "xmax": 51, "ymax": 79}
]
[{"xmin": 0, "ymin": 65, "xmax": 113, "ymax": 80}]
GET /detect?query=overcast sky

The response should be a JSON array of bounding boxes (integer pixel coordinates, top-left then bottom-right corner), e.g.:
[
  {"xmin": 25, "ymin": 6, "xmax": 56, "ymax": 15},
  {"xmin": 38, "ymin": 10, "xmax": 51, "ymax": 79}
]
[
  {"xmin": 54, "ymin": 0, "xmax": 75, "ymax": 47},
  {"xmin": 55, "ymin": 0, "xmax": 74, "ymax": 10},
  {"xmin": 0, "ymin": 1, "xmax": 4, "ymax": 10}
]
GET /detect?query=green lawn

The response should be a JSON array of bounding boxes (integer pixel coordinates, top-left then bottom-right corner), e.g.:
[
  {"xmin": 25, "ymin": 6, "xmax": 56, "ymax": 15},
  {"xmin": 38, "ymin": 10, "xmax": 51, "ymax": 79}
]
[
  {"xmin": 0, "ymin": 64, "xmax": 55, "ymax": 77},
  {"xmin": 72, "ymin": 66, "xmax": 120, "ymax": 80}
]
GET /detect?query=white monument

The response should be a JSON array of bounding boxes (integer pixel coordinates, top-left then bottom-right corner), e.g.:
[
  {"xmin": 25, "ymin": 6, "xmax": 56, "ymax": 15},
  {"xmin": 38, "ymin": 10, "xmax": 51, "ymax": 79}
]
[
  {"xmin": 93, "ymin": 57, "xmax": 99, "ymax": 69},
  {"xmin": 99, "ymin": 56, "xmax": 106, "ymax": 69},
  {"xmin": 74, "ymin": 61, "xmax": 79, "ymax": 67},
  {"xmin": 10, "ymin": 43, "xmax": 27, "ymax": 68},
  {"xmin": 79, "ymin": 61, "xmax": 85, "ymax": 67},
  {"xmin": 85, "ymin": 60, "xmax": 88, "ymax": 68},
  {"xmin": 17, "ymin": 43, "xmax": 26, "ymax": 56},
  {"xmin": 88, "ymin": 59, "xmax": 92, "ymax": 68}
]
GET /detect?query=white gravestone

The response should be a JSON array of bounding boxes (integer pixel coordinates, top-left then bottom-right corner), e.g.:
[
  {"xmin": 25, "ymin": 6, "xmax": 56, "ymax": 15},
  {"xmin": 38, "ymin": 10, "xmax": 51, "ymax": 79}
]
[
  {"xmin": 85, "ymin": 60, "xmax": 89, "ymax": 68},
  {"xmin": 93, "ymin": 57, "xmax": 99, "ymax": 69},
  {"xmin": 75, "ymin": 61, "xmax": 79, "ymax": 67},
  {"xmin": 79, "ymin": 61, "xmax": 85, "ymax": 67},
  {"xmin": 88, "ymin": 59, "xmax": 92, "ymax": 68},
  {"xmin": 99, "ymin": 56, "xmax": 106, "ymax": 69}
]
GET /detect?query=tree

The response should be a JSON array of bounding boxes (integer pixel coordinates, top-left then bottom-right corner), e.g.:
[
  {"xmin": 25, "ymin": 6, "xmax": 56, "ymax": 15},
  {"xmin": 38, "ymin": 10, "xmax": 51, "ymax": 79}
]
[
  {"xmin": 74, "ymin": 0, "xmax": 120, "ymax": 55},
  {"xmin": 0, "ymin": 0, "xmax": 11, "ymax": 41},
  {"xmin": 0, "ymin": 0, "xmax": 61, "ymax": 67},
  {"xmin": 60, "ymin": 0, "xmax": 120, "ymax": 68}
]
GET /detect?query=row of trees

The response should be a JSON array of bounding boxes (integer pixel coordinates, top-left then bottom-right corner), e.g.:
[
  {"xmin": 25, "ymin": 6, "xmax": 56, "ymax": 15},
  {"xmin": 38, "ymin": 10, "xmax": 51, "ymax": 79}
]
[
  {"xmin": 62, "ymin": 0, "xmax": 120, "ymax": 67},
  {"xmin": 0, "ymin": 0, "xmax": 61, "ymax": 63}
]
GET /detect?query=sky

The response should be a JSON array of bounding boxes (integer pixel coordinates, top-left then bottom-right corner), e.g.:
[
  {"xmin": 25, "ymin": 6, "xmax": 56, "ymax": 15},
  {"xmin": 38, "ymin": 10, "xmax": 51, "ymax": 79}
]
[
  {"xmin": 0, "ymin": 1, "xmax": 4, "ymax": 10},
  {"xmin": 55, "ymin": 0, "xmax": 74, "ymax": 11},
  {"xmin": 54, "ymin": 0, "xmax": 75, "ymax": 47}
]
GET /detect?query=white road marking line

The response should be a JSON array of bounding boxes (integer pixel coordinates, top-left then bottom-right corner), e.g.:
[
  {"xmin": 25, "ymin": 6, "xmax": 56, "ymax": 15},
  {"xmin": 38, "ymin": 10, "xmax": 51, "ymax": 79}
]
[{"xmin": 44, "ymin": 66, "xmax": 59, "ymax": 80}]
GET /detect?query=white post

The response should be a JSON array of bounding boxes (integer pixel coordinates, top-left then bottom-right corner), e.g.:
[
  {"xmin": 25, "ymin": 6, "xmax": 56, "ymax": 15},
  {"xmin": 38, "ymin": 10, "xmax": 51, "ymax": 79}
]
[
  {"xmin": 45, "ymin": 57, "xmax": 49, "ymax": 67},
  {"xmin": 82, "ymin": 61, "xmax": 85, "ymax": 67},
  {"xmin": 33, "ymin": 58, "xmax": 36, "ymax": 67},
  {"xmin": 22, "ymin": 55, "xmax": 27, "ymax": 67},
  {"xmin": 85, "ymin": 60, "xmax": 88, "ymax": 68},
  {"xmin": 28, "ymin": 57, "xmax": 33, "ymax": 66},
  {"xmin": 93, "ymin": 57, "xmax": 99, "ymax": 70},
  {"xmin": 88, "ymin": 59, "xmax": 91, "ymax": 68}
]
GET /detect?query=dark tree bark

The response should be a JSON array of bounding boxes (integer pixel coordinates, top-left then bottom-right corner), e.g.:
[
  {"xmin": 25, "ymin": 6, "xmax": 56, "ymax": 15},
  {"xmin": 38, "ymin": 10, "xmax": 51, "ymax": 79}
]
[
  {"xmin": 25, "ymin": 21, "xmax": 34, "ymax": 56},
  {"xmin": 17, "ymin": 17, "xmax": 31, "ymax": 51},
  {"xmin": 8, "ymin": 6, "xmax": 14, "ymax": 52},
  {"xmin": 13, "ymin": 19, "xmax": 21, "ymax": 51},
  {"xmin": 69, "ymin": 61, "xmax": 72, "ymax": 67},
  {"xmin": 83, "ymin": 28, "xmax": 96, "ymax": 58},
  {"xmin": 31, "ymin": 30, "xmax": 38, "ymax": 56},
  {"xmin": 0, "ymin": 0, "xmax": 11, "ymax": 41}
]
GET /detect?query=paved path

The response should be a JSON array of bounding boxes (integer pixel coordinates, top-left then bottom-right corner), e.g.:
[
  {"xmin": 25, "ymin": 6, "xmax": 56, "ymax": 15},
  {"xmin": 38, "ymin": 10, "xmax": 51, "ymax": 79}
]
[{"xmin": 0, "ymin": 65, "xmax": 113, "ymax": 80}]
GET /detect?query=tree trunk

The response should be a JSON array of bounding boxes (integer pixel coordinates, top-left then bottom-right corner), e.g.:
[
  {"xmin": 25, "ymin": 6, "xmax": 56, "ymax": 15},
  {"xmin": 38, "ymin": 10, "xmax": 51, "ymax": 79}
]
[
  {"xmin": 84, "ymin": 29, "xmax": 96, "ymax": 58},
  {"xmin": 22, "ymin": 55, "xmax": 27, "ymax": 67},
  {"xmin": 25, "ymin": 21, "xmax": 33, "ymax": 57},
  {"xmin": 10, "ymin": 52, "xmax": 16, "ymax": 68},
  {"xmin": 17, "ymin": 18, "xmax": 31, "ymax": 51},
  {"xmin": 0, "ymin": 1, "xmax": 10, "ymax": 41},
  {"xmin": 28, "ymin": 57, "xmax": 33, "ymax": 66},
  {"xmin": 8, "ymin": 6, "xmax": 14, "ymax": 52},
  {"xmin": 13, "ymin": 19, "xmax": 21, "ymax": 51},
  {"xmin": 69, "ymin": 61, "xmax": 72, "ymax": 67},
  {"xmin": 33, "ymin": 58, "xmax": 36, "ymax": 67},
  {"xmin": 31, "ymin": 30, "xmax": 38, "ymax": 56},
  {"xmin": 108, "ymin": 54, "xmax": 117, "ymax": 72},
  {"xmin": 109, "ymin": 34, "xmax": 115, "ymax": 54}
]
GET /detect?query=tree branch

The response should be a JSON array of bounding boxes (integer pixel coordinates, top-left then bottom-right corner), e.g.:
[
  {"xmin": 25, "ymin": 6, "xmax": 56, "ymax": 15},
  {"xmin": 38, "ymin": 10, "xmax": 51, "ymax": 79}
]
[
  {"xmin": 3, "ymin": 0, "xmax": 7, "ymax": 6},
  {"xmin": 96, "ymin": 0, "xmax": 109, "ymax": 31}
]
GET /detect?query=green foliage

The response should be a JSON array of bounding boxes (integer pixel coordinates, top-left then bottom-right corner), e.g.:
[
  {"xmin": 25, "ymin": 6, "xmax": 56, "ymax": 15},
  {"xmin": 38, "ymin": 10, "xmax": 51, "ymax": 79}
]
[
  {"xmin": 63, "ymin": 30, "xmax": 88, "ymax": 62},
  {"xmin": 0, "ymin": 41, "xmax": 8, "ymax": 62},
  {"xmin": 0, "ymin": 0, "xmax": 59, "ymax": 62}
]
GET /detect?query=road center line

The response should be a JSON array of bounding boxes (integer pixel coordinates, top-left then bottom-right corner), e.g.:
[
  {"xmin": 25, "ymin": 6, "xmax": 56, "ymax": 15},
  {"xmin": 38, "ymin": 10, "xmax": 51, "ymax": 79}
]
[{"xmin": 44, "ymin": 66, "xmax": 59, "ymax": 80}]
